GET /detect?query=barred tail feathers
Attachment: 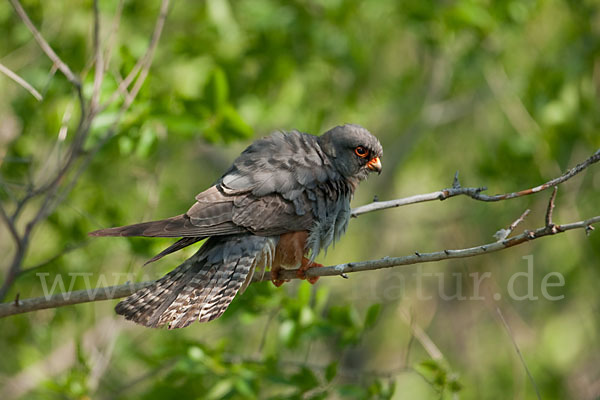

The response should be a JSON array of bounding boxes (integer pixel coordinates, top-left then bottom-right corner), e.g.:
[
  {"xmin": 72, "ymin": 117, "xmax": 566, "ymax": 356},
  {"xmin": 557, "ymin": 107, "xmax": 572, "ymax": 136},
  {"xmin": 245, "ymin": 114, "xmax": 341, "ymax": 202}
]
[{"xmin": 115, "ymin": 235, "xmax": 275, "ymax": 329}]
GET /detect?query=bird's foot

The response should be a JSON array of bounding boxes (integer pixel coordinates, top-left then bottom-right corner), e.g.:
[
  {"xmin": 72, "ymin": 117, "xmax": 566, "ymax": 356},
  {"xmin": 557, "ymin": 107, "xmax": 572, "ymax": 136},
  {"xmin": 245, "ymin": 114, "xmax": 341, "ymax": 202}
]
[
  {"xmin": 271, "ymin": 268, "xmax": 289, "ymax": 287},
  {"xmin": 297, "ymin": 257, "xmax": 323, "ymax": 284}
]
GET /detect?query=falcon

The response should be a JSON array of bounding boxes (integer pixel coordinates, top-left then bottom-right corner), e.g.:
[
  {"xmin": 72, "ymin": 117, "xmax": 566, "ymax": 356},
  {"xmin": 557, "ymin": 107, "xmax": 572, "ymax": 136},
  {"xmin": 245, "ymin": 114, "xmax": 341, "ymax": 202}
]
[{"xmin": 90, "ymin": 124, "xmax": 382, "ymax": 328}]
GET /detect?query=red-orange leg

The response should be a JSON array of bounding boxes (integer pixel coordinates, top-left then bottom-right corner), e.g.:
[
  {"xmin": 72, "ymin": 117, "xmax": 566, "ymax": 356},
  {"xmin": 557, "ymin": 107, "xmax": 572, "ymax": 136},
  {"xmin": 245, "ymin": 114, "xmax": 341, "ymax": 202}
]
[{"xmin": 297, "ymin": 257, "xmax": 324, "ymax": 284}]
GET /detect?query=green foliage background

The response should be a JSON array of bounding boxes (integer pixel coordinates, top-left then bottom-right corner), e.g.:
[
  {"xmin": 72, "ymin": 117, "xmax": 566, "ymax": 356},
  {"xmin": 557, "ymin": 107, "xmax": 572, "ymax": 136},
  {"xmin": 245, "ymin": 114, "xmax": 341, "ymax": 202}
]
[{"xmin": 1, "ymin": 0, "xmax": 599, "ymax": 399}]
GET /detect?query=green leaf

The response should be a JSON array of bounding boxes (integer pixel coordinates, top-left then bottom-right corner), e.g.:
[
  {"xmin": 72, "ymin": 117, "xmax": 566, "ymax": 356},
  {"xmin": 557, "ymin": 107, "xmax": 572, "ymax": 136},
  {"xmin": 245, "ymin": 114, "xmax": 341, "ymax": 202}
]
[
  {"xmin": 234, "ymin": 378, "xmax": 255, "ymax": 397},
  {"xmin": 118, "ymin": 134, "xmax": 134, "ymax": 156},
  {"xmin": 279, "ymin": 319, "xmax": 296, "ymax": 346},
  {"xmin": 314, "ymin": 286, "xmax": 330, "ymax": 314},
  {"xmin": 163, "ymin": 114, "xmax": 206, "ymax": 138},
  {"xmin": 337, "ymin": 383, "xmax": 367, "ymax": 398},
  {"xmin": 220, "ymin": 104, "xmax": 254, "ymax": 141},
  {"xmin": 325, "ymin": 361, "xmax": 338, "ymax": 383},
  {"xmin": 205, "ymin": 67, "xmax": 229, "ymax": 112},
  {"xmin": 299, "ymin": 306, "xmax": 315, "ymax": 327},
  {"xmin": 290, "ymin": 366, "xmax": 320, "ymax": 392},
  {"xmin": 206, "ymin": 379, "xmax": 233, "ymax": 400},
  {"xmin": 363, "ymin": 303, "xmax": 381, "ymax": 330},
  {"xmin": 449, "ymin": 376, "xmax": 463, "ymax": 393},
  {"xmin": 187, "ymin": 346, "xmax": 205, "ymax": 361},
  {"xmin": 418, "ymin": 359, "xmax": 442, "ymax": 372},
  {"xmin": 297, "ymin": 281, "xmax": 311, "ymax": 306},
  {"xmin": 135, "ymin": 122, "xmax": 157, "ymax": 158}
]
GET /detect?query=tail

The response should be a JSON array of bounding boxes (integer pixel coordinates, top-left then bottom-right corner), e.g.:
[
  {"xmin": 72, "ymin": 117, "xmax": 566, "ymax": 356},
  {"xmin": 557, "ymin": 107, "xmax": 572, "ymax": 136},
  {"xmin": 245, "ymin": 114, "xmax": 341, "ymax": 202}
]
[
  {"xmin": 115, "ymin": 234, "xmax": 275, "ymax": 329},
  {"xmin": 89, "ymin": 215, "xmax": 191, "ymax": 238}
]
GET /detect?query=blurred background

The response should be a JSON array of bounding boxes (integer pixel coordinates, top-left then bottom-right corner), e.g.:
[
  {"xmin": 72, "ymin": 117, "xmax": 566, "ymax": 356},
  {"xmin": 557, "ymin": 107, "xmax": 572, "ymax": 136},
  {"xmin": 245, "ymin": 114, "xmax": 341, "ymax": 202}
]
[{"xmin": 1, "ymin": 0, "xmax": 599, "ymax": 399}]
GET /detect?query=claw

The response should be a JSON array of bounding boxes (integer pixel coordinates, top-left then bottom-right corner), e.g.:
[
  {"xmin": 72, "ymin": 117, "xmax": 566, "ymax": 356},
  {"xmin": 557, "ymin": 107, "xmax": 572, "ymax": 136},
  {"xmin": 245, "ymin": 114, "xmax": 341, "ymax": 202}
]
[
  {"xmin": 297, "ymin": 257, "xmax": 323, "ymax": 284},
  {"xmin": 272, "ymin": 278, "xmax": 287, "ymax": 287},
  {"xmin": 271, "ymin": 266, "xmax": 289, "ymax": 287}
]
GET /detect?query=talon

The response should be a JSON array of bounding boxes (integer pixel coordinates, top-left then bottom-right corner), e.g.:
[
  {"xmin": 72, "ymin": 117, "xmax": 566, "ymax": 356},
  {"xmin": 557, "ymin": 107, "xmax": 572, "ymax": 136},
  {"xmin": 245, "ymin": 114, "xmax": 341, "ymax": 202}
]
[
  {"xmin": 296, "ymin": 268, "xmax": 320, "ymax": 284},
  {"xmin": 297, "ymin": 257, "xmax": 324, "ymax": 285},
  {"xmin": 271, "ymin": 267, "xmax": 289, "ymax": 287},
  {"xmin": 272, "ymin": 279, "xmax": 287, "ymax": 287}
]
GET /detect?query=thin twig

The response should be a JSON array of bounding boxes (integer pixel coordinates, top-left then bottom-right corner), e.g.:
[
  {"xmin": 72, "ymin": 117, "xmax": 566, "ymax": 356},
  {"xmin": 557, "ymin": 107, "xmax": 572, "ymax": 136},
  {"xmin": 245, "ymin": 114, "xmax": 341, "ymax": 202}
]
[
  {"xmin": 0, "ymin": 203, "xmax": 21, "ymax": 247},
  {"xmin": 0, "ymin": 62, "xmax": 42, "ymax": 100},
  {"xmin": 1, "ymin": 1, "xmax": 88, "ymax": 301},
  {"xmin": 496, "ymin": 307, "xmax": 542, "ymax": 400},
  {"xmin": 41, "ymin": 64, "xmax": 58, "ymax": 98},
  {"xmin": 7, "ymin": 0, "xmax": 87, "ymax": 200},
  {"xmin": 0, "ymin": 0, "xmax": 165, "ymax": 307},
  {"xmin": 8, "ymin": 0, "xmax": 80, "ymax": 87},
  {"xmin": 403, "ymin": 309, "xmax": 416, "ymax": 367},
  {"xmin": 33, "ymin": 103, "xmax": 73, "ymax": 188},
  {"xmin": 123, "ymin": 0, "xmax": 170, "ymax": 108},
  {"xmin": 16, "ymin": 0, "xmax": 169, "ymax": 232},
  {"xmin": 509, "ymin": 209, "xmax": 531, "ymax": 232},
  {"xmin": 494, "ymin": 209, "xmax": 530, "ymax": 241},
  {"xmin": 352, "ymin": 149, "xmax": 600, "ymax": 217},
  {"xmin": 98, "ymin": 0, "xmax": 170, "ymax": 112},
  {"xmin": 90, "ymin": 0, "xmax": 104, "ymax": 114},
  {"xmin": 545, "ymin": 186, "xmax": 558, "ymax": 227},
  {"xmin": 19, "ymin": 242, "xmax": 88, "ymax": 276},
  {"xmin": 399, "ymin": 309, "xmax": 444, "ymax": 361},
  {"xmin": 103, "ymin": 0, "xmax": 125, "ymax": 74},
  {"xmin": 0, "ymin": 2, "xmax": 171, "ymax": 301},
  {"xmin": 1, "ymin": 214, "xmax": 598, "ymax": 318},
  {"xmin": 43, "ymin": 0, "xmax": 170, "ymax": 217},
  {"xmin": 0, "ymin": 242, "xmax": 28, "ymax": 301}
]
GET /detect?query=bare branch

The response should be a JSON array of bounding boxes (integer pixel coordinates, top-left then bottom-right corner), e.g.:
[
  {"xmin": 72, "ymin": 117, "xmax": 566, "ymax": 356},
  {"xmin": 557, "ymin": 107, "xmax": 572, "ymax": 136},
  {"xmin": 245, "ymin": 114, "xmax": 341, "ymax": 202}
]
[
  {"xmin": 0, "ymin": 203, "xmax": 21, "ymax": 244},
  {"xmin": 545, "ymin": 186, "xmax": 558, "ymax": 228},
  {"xmin": 0, "ymin": 1, "xmax": 170, "ymax": 302},
  {"xmin": 268, "ymin": 215, "xmax": 600, "ymax": 281},
  {"xmin": 37, "ymin": 0, "xmax": 171, "ymax": 219},
  {"xmin": 0, "ymin": 281, "xmax": 151, "ymax": 318},
  {"xmin": 0, "ymin": 203, "xmax": 21, "ymax": 247},
  {"xmin": 352, "ymin": 149, "xmax": 600, "ymax": 217},
  {"xmin": 8, "ymin": 0, "xmax": 80, "ymax": 88},
  {"xmin": 0, "ymin": 244, "xmax": 28, "ymax": 301},
  {"xmin": 7, "ymin": 0, "xmax": 86, "ymax": 200},
  {"xmin": 1, "ymin": 214, "xmax": 598, "ymax": 319},
  {"xmin": 351, "ymin": 190, "xmax": 474, "ymax": 217},
  {"xmin": 99, "ymin": 0, "xmax": 170, "ymax": 112},
  {"xmin": 494, "ymin": 209, "xmax": 530, "ymax": 241},
  {"xmin": 508, "ymin": 209, "xmax": 530, "ymax": 232},
  {"xmin": 0, "ymin": 62, "xmax": 42, "ymax": 100}
]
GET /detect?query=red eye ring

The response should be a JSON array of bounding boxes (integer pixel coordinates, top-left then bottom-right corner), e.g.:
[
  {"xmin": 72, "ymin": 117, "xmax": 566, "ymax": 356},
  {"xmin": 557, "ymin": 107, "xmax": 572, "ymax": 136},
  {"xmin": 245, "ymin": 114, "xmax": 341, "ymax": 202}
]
[{"xmin": 354, "ymin": 146, "xmax": 368, "ymax": 158}]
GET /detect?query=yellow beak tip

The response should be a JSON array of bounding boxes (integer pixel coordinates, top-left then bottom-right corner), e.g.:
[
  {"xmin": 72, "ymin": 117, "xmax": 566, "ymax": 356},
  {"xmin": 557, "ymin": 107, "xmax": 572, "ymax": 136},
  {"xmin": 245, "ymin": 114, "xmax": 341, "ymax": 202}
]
[{"xmin": 367, "ymin": 157, "xmax": 382, "ymax": 173}]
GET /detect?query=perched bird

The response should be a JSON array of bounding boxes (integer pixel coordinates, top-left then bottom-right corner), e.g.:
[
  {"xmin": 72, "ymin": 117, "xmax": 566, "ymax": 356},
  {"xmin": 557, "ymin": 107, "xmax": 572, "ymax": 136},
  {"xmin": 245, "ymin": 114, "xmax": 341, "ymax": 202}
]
[{"xmin": 90, "ymin": 124, "xmax": 382, "ymax": 328}]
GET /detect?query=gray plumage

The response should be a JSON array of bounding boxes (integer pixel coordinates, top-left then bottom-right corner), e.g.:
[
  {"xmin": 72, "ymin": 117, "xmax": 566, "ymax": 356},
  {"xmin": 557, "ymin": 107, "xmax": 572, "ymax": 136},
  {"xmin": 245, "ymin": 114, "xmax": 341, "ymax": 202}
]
[{"xmin": 91, "ymin": 124, "xmax": 382, "ymax": 328}]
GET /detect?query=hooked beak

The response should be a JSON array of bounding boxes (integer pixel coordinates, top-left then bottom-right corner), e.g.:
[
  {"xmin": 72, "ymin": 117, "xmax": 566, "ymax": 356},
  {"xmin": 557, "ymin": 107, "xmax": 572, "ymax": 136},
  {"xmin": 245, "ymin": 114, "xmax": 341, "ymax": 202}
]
[{"xmin": 366, "ymin": 157, "xmax": 382, "ymax": 174}]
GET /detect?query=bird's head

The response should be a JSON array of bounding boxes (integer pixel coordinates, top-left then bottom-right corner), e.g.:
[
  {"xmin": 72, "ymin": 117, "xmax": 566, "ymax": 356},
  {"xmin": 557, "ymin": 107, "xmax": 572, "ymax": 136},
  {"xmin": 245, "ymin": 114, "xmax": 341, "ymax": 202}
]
[{"xmin": 318, "ymin": 124, "xmax": 383, "ymax": 181}]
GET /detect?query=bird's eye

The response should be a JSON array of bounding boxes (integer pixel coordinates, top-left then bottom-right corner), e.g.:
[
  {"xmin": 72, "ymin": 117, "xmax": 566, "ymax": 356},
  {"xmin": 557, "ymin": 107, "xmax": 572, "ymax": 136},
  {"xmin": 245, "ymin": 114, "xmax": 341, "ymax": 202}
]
[{"xmin": 354, "ymin": 146, "xmax": 368, "ymax": 158}]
